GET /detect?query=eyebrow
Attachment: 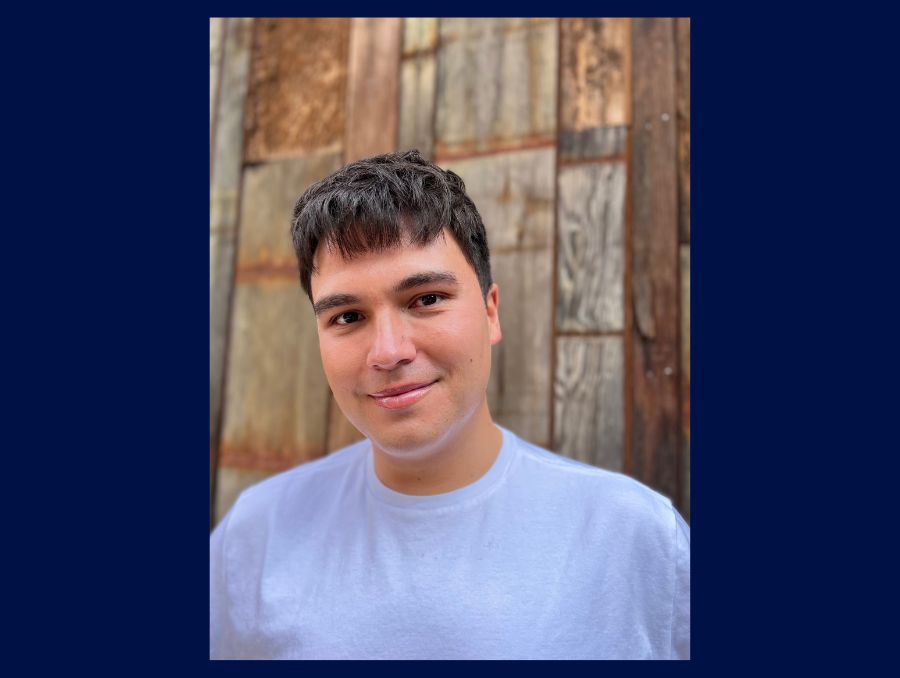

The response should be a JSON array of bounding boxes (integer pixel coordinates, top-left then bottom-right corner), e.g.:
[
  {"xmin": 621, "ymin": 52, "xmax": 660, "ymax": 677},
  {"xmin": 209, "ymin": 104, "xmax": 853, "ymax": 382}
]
[
  {"xmin": 313, "ymin": 293, "xmax": 361, "ymax": 317},
  {"xmin": 312, "ymin": 271, "xmax": 460, "ymax": 317},
  {"xmin": 393, "ymin": 271, "xmax": 459, "ymax": 294}
]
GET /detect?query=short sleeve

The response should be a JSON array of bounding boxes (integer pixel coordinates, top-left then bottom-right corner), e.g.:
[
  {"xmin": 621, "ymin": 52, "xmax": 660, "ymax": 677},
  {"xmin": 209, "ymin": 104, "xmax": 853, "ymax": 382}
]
[{"xmin": 670, "ymin": 509, "xmax": 690, "ymax": 659}]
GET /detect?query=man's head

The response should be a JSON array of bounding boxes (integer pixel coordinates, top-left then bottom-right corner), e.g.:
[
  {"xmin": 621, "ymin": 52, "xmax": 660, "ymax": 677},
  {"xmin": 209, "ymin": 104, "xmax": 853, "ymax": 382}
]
[
  {"xmin": 289, "ymin": 150, "xmax": 502, "ymax": 463},
  {"xmin": 290, "ymin": 150, "xmax": 493, "ymax": 303}
]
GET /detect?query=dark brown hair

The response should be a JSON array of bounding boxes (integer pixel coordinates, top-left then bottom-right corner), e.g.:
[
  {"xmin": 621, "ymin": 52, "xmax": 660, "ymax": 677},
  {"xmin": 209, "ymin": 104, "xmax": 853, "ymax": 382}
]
[{"xmin": 290, "ymin": 150, "xmax": 493, "ymax": 302}]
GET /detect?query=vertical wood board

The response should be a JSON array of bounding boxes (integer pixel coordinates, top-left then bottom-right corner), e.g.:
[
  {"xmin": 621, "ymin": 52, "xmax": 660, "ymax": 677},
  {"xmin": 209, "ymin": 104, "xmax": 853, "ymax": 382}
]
[
  {"xmin": 676, "ymin": 18, "xmax": 691, "ymax": 243},
  {"xmin": 345, "ymin": 18, "xmax": 401, "ymax": 162},
  {"xmin": 403, "ymin": 17, "xmax": 438, "ymax": 54},
  {"xmin": 210, "ymin": 16, "xmax": 253, "ymax": 454},
  {"xmin": 210, "ymin": 18, "xmax": 226, "ymax": 143},
  {"xmin": 559, "ymin": 18, "xmax": 630, "ymax": 161},
  {"xmin": 211, "ymin": 232, "xmax": 236, "ymax": 434},
  {"xmin": 488, "ymin": 249, "xmax": 553, "ymax": 447},
  {"xmin": 210, "ymin": 17, "xmax": 254, "ymax": 199},
  {"xmin": 237, "ymin": 150, "xmax": 343, "ymax": 271},
  {"xmin": 221, "ymin": 279, "xmax": 330, "ymax": 471},
  {"xmin": 443, "ymin": 148, "xmax": 556, "ymax": 251},
  {"xmin": 557, "ymin": 162, "xmax": 625, "ymax": 332},
  {"xmin": 554, "ymin": 336, "xmax": 624, "ymax": 470},
  {"xmin": 442, "ymin": 149, "xmax": 555, "ymax": 446},
  {"xmin": 399, "ymin": 54, "xmax": 436, "ymax": 158},
  {"xmin": 243, "ymin": 18, "xmax": 350, "ymax": 162},
  {"xmin": 630, "ymin": 18, "xmax": 680, "ymax": 504},
  {"xmin": 435, "ymin": 19, "xmax": 557, "ymax": 158}
]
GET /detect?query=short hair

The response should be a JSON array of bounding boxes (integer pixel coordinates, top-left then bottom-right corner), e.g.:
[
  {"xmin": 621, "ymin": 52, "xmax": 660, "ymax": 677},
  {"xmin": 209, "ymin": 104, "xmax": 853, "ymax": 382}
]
[{"xmin": 290, "ymin": 149, "xmax": 493, "ymax": 302}]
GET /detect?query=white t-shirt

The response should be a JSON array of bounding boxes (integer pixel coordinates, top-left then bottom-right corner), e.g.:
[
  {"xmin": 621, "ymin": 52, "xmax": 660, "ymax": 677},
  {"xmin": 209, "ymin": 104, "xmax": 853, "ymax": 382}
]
[{"xmin": 210, "ymin": 427, "xmax": 690, "ymax": 659}]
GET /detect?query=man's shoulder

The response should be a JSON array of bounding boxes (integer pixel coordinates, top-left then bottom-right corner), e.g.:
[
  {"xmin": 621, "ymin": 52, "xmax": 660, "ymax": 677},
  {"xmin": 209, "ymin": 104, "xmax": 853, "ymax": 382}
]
[
  {"xmin": 510, "ymin": 432, "xmax": 679, "ymax": 528},
  {"xmin": 222, "ymin": 438, "xmax": 370, "ymax": 525}
]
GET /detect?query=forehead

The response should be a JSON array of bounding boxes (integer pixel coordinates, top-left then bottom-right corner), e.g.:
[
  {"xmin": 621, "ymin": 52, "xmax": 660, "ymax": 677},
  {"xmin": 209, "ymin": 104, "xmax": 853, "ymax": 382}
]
[{"xmin": 311, "ymin": 230, "xmax": 476, "ymax": 298}]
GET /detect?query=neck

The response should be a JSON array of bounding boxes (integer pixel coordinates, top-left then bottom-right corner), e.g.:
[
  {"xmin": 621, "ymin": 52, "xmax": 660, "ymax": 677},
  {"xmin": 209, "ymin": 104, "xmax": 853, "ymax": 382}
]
[{"xmin": 371, "ymin": 403, "xmax": 503, "ymax": 496}]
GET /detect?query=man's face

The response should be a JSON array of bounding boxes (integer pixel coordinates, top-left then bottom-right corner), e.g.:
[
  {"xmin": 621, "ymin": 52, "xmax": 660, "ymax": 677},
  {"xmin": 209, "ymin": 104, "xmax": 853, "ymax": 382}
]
[{"xmin": 310, "ymin": 230, "xmax": 501, "ymax": 458}]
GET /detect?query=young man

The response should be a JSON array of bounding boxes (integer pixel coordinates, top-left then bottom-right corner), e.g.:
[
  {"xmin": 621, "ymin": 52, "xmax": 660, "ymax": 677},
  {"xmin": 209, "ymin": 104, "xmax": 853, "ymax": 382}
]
[{"xmin": 210, "ymin": 150, "xmax": 690, "ymax": 660}]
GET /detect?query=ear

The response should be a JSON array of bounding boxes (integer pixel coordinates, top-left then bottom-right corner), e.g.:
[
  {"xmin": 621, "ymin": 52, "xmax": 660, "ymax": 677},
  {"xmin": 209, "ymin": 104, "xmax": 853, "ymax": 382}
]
[{"xmin": 485, "ymin": 283, "xmax": 502, "ymax": 346}]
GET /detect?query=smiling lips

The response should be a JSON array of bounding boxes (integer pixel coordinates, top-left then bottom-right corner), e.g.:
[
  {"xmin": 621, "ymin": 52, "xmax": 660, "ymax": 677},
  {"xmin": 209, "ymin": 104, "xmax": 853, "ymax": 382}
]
[{"xmin": 369, "ymin": 381, "xmax": 437, "ymax": 409}]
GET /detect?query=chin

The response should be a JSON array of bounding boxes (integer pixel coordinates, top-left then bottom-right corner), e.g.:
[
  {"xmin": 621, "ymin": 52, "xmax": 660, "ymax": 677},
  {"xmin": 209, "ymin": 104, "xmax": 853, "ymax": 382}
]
[{"xmin": 360, "ymin": 412, "xmax": 459, "ymax": 460}]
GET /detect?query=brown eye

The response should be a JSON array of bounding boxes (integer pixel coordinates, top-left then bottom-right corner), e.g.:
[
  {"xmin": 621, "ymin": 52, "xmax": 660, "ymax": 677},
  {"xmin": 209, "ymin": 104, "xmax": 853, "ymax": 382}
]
[
  {"xmin": 412, "ymin": 294, "xmax": 445, "ymax": 309},
  {"xmin": 334, "ymin": 311, "xmax": 362, "ymax": 325}
]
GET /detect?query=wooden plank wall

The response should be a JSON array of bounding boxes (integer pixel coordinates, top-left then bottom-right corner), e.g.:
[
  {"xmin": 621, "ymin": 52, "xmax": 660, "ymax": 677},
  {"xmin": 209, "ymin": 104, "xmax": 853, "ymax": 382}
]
[
  {"xmin": 210, "ymin": 17, "xmax": 253, "ymax": 527},
  {"xmin": 210, "ymin": 17, "xmax": 690, "ymax": 525}
]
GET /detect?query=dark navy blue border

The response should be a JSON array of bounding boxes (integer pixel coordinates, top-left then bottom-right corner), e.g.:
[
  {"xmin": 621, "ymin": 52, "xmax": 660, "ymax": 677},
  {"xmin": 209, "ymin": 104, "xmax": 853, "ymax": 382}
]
[{"xmin": 8, "ymin": 9, "xmax": 869, "ymax": 669}]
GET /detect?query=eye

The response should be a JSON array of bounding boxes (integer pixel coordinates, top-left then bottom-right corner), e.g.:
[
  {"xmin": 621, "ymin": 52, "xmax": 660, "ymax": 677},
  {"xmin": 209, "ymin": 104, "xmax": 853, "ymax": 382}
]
[
  {"xmin": 333, "ymin": 310, "xmax": 363, "ymax": 326},
  {"xmin": 412, "ymin": 293, "xmax": 444, "ymax": 308}
]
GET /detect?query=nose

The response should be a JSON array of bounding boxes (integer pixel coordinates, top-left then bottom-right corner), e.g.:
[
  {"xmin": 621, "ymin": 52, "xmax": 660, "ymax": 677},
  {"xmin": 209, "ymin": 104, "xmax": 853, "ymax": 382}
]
[{"xmin": 367, "ymin": 311, "xmax": 416, "ymax": 370}]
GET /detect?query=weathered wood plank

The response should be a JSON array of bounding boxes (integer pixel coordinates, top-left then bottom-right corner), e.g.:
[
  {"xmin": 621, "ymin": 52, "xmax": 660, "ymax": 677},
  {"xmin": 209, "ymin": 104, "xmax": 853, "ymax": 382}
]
[
  {"xmin": 443, "ymin": 149, "xmax": 556, "ymax": 447},
  {"xmin": 559, "ymin": 18, "xmax": 631, "ymax": 161},
  {"xmin": 219, "ymin": 150, "xmax": 344, "ymax": 478},
  {"xmin": 210, "ymin": 230, "xmax": 236, "ymax": 436},
  {"xmin": 443, "ymin": 148, "xmax": 555, "ymax": 251},
  {"xmin": 559, "ymin": 127, "xmax": 627, "ymax": 161},
  {"xmin": 403, "ymin": 17, "xmax": 438, "ymax": 55},
  {"xmin": 210, "ymin": 17, "xmax": 254, "ymax": 200},
  {"xmin": 399, "ymin": 53, "xmax": 436, "ymax": 158},
  {"xmin": 210, "ymin": 17, "xmax": 254, "ymax": 523},
  {"xmin": 243, "ymin": 18, "xmax": 350, "ymax": 163},
  {"xmin": 557, "ymin": 162, "xmax": 625, "ymax": 332},
  {"xmin": 346, "ymin": 18, "xmax": 401, "ymax": 162},
  {"xmin": 435, "ymin": 19, "xmax": 557, "ymax": 159},
  {"xmin": 554, "ymin": 336, "xmax": 624, "ymax": 470},
  {"xmin": 237, "ymin": 150, "xmax": 343, "ymax": 271},
  {"xmin": 210, "ymin": 18, "xmax": 225, "ymax": 145},
  {"xmin": 680, "ymin": 245, "xmax": 690, "ymax": 522},
  {"xmin": 631, "ymin": 18, "xmax": 680, "ymax": 504},
  {"xmin": 220, "ymin": 278, "xmax": 331, "ymax": 472},
  {"xmin": 676, "ymin": 18, "xmax": 691, "ymax": 243},
  {"xmin": 489, "ymin": 249, "xmax": 553, "ymax": 446},
  {"xmin": 214, "ymin": 467, "xmax": 272, "ymax": 526}
]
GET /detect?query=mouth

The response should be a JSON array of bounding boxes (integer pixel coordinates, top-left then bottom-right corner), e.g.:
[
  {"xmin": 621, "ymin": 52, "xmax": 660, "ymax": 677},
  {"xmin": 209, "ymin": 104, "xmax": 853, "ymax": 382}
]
[{"xmin": 368, "ymin": 380, "xmax": 437, "ymax": 410}]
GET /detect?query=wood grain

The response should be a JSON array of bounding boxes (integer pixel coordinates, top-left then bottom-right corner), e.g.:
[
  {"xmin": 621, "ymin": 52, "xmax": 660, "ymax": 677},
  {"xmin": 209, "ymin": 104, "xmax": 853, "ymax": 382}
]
[
  {"xmin": 403, "ymin": 17, "xmax": 438, "ymax": 55},
  {"xmin": 489, "ymin": 249, "xmax": 553, "ymax": 446},
  {"xmin": 220, "ymin": 278, "xmax": 331, "ymax": 473},
  {"xmin": 237, "ymin": 150, "xmax": 343, "ymax": 272},
  {"xmin": 676, "ymin": 18, "xmax": 690, "ymax": 244},
  {"xmin": 399, "ymin": 53, "xmax": 436, "ymax": 158},
  {"xmin": 243, "ymin": 18, "xmax": 350, "ymax": 162},
  {"xmin": 210, "ymin": 17, "xmax": 253, "ymax": 200},
  {"xmin": 557, "ymin": 162, "xmax": 625, "ymax": 332},
  {"xmin": 442, "ymin": 148, "xmax": 555, "ymax": 251},
  {"xmin": 559, "ymin": 18, "xmax": 630, "ymax": 161},
  {"xmin": 210, "ymin": 17, "xmax": 254, "ymax": 522},
  {"xmin": 559, "ymin": 126, "xmax": 627, "ymax": 161},
  {"xmin": 210, "ymin": 18, "xmax": 225, "ymax": 144},
  {"xmin": 345, "ymin": 18, "xmax": 401, "ymax": 162},
  {"xmin": 443, "ymin": 148, "xmax": 556, "ymax": 447},
  {"xmin": 554, "ymin": 336, "xmax": 624, "ymax": 470},
  {"xmin": 630, "ymin": 18, "xmax": 681, "ymax": 505},
  {"xmin": 435, "ymin": 19, "xmax": 557, "ymax": 159}
]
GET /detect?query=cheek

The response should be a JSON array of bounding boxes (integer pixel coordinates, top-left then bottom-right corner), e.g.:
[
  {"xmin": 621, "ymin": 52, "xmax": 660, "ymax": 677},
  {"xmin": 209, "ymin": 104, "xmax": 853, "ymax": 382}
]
[
  {"xmin": 319, "ymin": 339, "xmax": 355, "ymax": 387},
  {"xmin": 422, "ymin": 314, "xmax": 490, "ymax": 367}
]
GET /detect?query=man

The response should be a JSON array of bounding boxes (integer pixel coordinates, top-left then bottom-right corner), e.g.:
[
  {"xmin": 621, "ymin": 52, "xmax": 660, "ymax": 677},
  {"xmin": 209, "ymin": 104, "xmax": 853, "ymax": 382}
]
[{"xmin": 210, "ymin": 150, "xmax": 690, "ymax": 660}]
